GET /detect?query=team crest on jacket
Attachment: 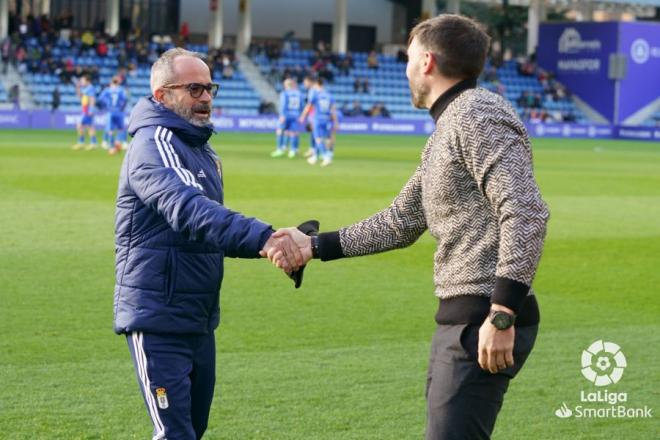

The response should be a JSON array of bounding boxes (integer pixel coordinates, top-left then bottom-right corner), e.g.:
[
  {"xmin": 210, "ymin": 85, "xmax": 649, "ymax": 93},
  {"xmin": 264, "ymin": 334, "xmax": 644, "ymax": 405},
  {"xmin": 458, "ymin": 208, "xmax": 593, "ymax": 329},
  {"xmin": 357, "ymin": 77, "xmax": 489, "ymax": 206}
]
[{"xmin": 155, "ymin": 387, "xmax": 169, "ymax": 409}]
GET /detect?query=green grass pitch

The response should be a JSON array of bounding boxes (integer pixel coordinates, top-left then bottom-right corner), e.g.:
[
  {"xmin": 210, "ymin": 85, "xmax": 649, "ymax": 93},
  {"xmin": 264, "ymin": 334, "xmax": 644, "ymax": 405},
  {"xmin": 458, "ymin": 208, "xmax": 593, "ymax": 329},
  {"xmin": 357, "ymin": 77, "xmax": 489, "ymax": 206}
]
[{"xmin": 0, "ymin": 129, "xmax": 658, "ymax": 439}]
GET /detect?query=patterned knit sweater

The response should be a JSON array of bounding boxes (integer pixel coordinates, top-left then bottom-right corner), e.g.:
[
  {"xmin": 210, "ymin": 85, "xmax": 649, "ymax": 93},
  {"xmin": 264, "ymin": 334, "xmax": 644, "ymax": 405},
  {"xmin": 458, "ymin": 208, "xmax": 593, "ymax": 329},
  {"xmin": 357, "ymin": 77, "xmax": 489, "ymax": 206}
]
[{"xmin": 317, "ymin": 80, "xmax": 549, "ymax": 325}]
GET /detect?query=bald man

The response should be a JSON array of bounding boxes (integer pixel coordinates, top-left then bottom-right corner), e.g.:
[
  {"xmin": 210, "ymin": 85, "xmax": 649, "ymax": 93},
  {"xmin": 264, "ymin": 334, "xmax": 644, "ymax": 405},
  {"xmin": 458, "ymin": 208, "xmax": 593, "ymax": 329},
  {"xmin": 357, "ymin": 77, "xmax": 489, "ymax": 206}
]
[{"xmin": 113, "ymin": 48, "xmax": 308, "ymax": 439}]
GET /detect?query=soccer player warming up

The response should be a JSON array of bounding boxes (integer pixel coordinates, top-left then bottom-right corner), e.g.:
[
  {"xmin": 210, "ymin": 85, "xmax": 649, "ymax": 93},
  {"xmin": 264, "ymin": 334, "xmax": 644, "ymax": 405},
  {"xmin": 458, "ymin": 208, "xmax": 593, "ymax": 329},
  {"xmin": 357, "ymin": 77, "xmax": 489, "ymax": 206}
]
[
  {"xmin": 72, "ymin": 75, "xmax": 98, "ymax": 151},
  {"xmin": 271, "ymin": 78, "xmax": 304, "ymax": 158},
  {"xmin": 299, "ymin": 77, "xmax": 338, "ymax": 167}
]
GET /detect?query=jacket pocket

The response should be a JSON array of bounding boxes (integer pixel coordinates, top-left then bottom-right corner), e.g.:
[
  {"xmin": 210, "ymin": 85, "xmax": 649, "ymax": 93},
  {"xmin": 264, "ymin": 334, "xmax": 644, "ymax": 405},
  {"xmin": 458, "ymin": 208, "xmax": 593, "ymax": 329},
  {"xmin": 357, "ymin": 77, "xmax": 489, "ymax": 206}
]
[{"xmin": 164, "ymin": 248, "xmax": 178, "ymax": 304}]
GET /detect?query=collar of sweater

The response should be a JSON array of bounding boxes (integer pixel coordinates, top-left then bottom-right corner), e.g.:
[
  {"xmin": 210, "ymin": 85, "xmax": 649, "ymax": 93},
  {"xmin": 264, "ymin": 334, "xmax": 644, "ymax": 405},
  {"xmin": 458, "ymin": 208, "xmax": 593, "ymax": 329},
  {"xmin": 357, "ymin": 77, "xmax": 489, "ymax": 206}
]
[{"xmin": 429, "ymin": 77, "xmax": 478, "ymax": 122}]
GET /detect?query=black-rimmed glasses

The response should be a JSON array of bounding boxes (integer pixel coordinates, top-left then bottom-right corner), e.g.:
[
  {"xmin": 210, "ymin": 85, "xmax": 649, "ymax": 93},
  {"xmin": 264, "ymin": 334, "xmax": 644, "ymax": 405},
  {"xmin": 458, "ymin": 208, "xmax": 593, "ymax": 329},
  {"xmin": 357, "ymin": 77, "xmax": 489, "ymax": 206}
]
[{"xmin": 163, "ymin": 83, "xmax": 220, "ymax": 98}]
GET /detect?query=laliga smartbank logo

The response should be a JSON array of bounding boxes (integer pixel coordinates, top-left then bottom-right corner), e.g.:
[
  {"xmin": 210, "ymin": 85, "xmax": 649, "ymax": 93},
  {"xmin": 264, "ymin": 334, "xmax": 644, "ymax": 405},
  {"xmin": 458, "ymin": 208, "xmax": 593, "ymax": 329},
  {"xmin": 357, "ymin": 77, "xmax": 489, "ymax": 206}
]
[
  {"xmin": 554, "ymin": 340, "xmax": 653, "ymax": 420},
  {"xmin": 581, "ymin": 339, "xmax": 626, "ymax": 386}
]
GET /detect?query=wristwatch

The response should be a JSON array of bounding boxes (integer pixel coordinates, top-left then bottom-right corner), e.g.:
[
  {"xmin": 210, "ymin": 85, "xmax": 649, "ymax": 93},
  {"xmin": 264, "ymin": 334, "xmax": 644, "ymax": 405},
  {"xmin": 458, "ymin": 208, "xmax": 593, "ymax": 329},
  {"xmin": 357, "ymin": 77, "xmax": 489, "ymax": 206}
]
[
  {"xmin": 489, "ymin": 310, "xmax": 516, "ymax": 330},
  {"xmin": 310, "ymin": 235, "xmax": 319, "ymax": 259}
]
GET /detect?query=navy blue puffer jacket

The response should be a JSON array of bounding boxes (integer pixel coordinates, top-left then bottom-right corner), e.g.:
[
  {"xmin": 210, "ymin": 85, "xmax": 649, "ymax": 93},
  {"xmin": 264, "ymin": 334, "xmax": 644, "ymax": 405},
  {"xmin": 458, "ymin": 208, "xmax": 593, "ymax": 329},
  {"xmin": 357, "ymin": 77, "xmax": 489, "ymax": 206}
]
[{"xmin": 113, "ymin": 97, "xmax": 273, "ymax": 335}]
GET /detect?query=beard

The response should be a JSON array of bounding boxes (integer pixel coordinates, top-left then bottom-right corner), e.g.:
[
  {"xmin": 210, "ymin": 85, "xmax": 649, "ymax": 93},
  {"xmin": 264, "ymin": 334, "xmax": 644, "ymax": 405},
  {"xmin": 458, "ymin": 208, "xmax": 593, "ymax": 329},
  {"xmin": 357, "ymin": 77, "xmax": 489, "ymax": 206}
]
[
  {"xmin": 409, "ymin": 78, "xmax": 431, "ymax": 109},
  {"xmin": 170, "ymin": 100, "xmax": 212, "ymax": 127}
]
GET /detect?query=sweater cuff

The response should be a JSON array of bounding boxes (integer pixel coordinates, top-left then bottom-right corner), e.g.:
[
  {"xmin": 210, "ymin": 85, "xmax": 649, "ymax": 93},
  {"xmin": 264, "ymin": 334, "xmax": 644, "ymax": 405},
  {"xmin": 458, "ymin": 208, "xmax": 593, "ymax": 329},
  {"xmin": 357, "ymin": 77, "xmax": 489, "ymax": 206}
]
[
  {"xmin": 491, "ymin": 277, "xmax": 530, "ymax": 314},
  {"xmin": 317, "ymin": 231, "xmax": 345, "ymax": 261}
]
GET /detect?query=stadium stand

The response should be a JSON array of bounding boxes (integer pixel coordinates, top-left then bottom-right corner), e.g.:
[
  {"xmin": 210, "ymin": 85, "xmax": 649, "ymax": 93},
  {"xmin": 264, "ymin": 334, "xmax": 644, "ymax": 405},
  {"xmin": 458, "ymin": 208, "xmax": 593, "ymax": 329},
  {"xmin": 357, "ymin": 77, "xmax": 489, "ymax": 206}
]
[
  {"xmin": 9, "ymin": 34, "xmax": 261, "ymax": 116},
  {"xmin": 5, "ymin": 29, "xmax": 590, "ymax": 123},
  {"xmin": 251, "ymin": 46, "xmax": 590, "ymax": 123}
]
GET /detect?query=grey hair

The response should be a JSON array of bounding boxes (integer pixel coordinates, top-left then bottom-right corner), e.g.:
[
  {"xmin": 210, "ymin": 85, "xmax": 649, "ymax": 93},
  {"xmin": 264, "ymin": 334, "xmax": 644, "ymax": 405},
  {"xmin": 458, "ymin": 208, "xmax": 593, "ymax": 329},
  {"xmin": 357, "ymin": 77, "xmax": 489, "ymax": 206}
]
[{"xmin": 150, "ymin": 47, "xmax": 206, "ymax": 93}]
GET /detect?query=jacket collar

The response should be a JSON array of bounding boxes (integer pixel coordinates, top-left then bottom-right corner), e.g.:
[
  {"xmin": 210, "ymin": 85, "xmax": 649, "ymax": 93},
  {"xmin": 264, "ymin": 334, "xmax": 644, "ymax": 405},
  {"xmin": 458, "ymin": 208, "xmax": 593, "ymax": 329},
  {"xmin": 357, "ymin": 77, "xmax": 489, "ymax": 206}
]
[
  {"xmin": 429, "ymin": 78, "xmax": 478, "ymax": 123},
  {"xmin": 127, "ymin": 97, "xmax": 214, "ymax": 147}
]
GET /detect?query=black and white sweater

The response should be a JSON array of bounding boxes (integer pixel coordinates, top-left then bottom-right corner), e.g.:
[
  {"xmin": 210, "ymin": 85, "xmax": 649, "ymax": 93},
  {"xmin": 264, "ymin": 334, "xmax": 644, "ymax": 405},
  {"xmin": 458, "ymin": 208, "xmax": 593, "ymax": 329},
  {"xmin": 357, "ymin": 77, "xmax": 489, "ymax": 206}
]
[{"xmin": 317, "ymin": 79, "xmax": 549, "ymax": 326}]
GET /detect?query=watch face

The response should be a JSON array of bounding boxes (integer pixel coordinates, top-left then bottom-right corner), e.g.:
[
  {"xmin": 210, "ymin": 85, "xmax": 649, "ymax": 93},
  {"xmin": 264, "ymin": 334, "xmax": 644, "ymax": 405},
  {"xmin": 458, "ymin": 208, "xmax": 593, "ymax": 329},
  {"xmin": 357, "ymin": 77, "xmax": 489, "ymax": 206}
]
[{"xmin": 492, "ymin": 312, "xmax": 512, "ymax": 329}]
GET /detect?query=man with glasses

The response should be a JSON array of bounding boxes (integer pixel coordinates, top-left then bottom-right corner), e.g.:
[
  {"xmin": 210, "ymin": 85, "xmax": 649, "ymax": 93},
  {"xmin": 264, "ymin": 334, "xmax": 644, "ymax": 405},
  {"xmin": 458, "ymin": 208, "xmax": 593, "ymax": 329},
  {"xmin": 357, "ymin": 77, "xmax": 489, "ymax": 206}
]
[{"xmin": 114, "ymin": 48, "xmax": 309, "ymax": 439}]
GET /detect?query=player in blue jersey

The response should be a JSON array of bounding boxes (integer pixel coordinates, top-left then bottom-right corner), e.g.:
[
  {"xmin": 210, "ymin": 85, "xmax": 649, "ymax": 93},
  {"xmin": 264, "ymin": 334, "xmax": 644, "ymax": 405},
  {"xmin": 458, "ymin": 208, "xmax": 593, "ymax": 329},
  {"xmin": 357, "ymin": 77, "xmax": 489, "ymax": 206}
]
[
  {"xmin": 300, "ymin": 77, "xmax": 338, "ymax": 167},
  {"xmin": 271, "ymin": 78, "xmax": 304, "ymax": 158},
  {"xmin": 98, "ymin": 76, "xmax": 129, "ymax": 155},
  {"xmin": 301, "ymin": 75, "xmax": 318, "ymax": 159},
  {"xmin": 72, "ymin": 75, "xmax": 98, "ymax": 150}
]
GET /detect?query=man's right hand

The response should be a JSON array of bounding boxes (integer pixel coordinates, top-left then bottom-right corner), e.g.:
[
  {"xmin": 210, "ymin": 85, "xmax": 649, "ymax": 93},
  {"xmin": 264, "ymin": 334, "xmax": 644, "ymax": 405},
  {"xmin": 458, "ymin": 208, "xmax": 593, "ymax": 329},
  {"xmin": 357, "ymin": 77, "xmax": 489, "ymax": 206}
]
[
  {"xmin": 260, "ymin": 228, "xmax": 312, "ymax": 272},
  {"xmin": 260, "ymin": 230, "xmax": 310, "ymax": 273}
]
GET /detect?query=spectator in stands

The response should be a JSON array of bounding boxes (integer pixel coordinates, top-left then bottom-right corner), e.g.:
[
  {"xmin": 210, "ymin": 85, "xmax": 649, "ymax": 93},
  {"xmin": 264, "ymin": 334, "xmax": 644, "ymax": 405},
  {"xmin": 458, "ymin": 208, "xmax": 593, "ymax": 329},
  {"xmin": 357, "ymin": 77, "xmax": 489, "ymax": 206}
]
[
  {"xmin": 259, "ymin": 100, "xmax": 277, "ymax": 115},
  {"xmin": 483, "ymin": 65, "xmax": 498, "ymax": 82},
  {"xmin": 89, "ymin": 65, "xmax": 101, "ymax": 84},
  {"xmin": 490, "ymin": 40, "xmax": 504, "ymax": 68},
  {"xmin": 51, "ymin": 86, "xmax": 60, "ymax": 112},
  {"xmin": 528, "ymin": 109, "xmax": 543, "ymax": 123},
  {"xmin": 493, "ymin": 79, "xmax": 506, "ymax": 96},
  {"xmin": 179, "ymin": 21, "xmax": 190, "ymax": 44},
  {"xmin": 18, "ymin": 18, "xmax": 29, "ymax": 41},
  {"xmin": 15, "ymin": 44, "xmax": 26, "ymax": 73},
  {"xmin": 338, "ymin": 54, "xmax": 353, "ymax": 76},
  {"xmin": 517, "ymin": 90, "xmax": 541, "ymax": 109},
  {"xmin": 282, "ymin": 30, "xmax": 296, "ymax": 52},
  {"xmin": 362, "ymin": 77, "xmax": 370, "ymax": 93},
  {"xmin": 268, "ymin": 65, "xmax": 282, "ymax": 85},
  {"xmin": 354, "ymin": 77, "xmax": 363, "ymax": 93},
  {"xmin": 518, "ymin": 56, "xmax": 536, "ymax": 77},
  {"xmin": 343, "ymin": 100, "xmax": 367, "ymax": 117},
  {"xmin": 1, "ymin": 37, "xmax": 11, "ymax": 74},
  {"xmin": 367, "ymin": 50, "xmax": 379, "ymax": 69},
  {"xmin": 266, "ymin": 40, "xmax": 281, "ymax": 60},
  {"xmin": 81, "ymin": 30, "xmax": 95, "ymax": 52},
  {"xmin": 396, "ymin": 48, "xmax": 408, "ymax": 63},
  {"xmin": 290, "ymin": 65, "xmax": 307, "ymax": 83},
  {"xmin": 96, "ymin": 39, "xmax": 108, "ymax": 57},
  {"xmin": 316, "ymin": 40, "xmax": 328, "ymax": 55},
  {"xmin": 136, "ymin": 43, "xmax": 149, "ymax": 64},
  {"xmin": 55, "ymin": 8, "xmax": 74, "ymax": 33},
  {"xmin": 311, "ymin": 54, "xmax": 325, "ymax": 72},
  {"xmin": 222, "ymin": 56, "xmax": 235, "ymax": 80},
  {"xmin": 127, "ymin": 62, "xmax": 138, "ymax": 78},
  {"xmin": 369, "ymin": 102, "xmax": 390, "ymax": 118},
  {"xmin": 353, "ymin": 77, "xmax": 370, "ymax": 94},
  {"xmin": 9, "ymin": 84, "xmax": 20, "ymax": 109}
]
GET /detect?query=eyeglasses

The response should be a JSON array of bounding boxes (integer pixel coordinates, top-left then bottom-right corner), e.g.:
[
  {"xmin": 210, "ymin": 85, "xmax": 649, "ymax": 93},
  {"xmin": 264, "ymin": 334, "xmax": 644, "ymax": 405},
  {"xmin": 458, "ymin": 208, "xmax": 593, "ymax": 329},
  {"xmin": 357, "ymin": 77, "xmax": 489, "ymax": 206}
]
[{"xmin": 163, "ymin": 82, "xmax": 219, "ymax": 98}]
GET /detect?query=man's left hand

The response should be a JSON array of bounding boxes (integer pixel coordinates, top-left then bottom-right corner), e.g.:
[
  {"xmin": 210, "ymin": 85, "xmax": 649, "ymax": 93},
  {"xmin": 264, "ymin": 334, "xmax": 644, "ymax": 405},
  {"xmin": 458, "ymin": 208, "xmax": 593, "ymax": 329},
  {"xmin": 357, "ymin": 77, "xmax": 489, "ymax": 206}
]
[{"xmin": 478, "ymin": 305, "xmax": 515, "ymax": 374}]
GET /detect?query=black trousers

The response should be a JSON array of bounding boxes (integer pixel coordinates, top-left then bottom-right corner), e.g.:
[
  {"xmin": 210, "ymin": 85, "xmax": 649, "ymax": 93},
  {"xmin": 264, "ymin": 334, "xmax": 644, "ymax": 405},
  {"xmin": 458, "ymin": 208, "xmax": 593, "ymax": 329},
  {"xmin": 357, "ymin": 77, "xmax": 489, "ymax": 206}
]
[{"xmin": 425, "ymin": 324, "xmax": 538, "ymax": 440}]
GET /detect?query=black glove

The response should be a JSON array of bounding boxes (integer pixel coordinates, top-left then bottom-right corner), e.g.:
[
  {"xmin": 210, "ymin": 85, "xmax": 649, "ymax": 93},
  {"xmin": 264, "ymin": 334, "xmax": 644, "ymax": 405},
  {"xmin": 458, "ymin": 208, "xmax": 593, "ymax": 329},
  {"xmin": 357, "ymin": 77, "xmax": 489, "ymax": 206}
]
[{"xmin": 288, "ymin": 220, "xmax": 319, "ymax": 289}]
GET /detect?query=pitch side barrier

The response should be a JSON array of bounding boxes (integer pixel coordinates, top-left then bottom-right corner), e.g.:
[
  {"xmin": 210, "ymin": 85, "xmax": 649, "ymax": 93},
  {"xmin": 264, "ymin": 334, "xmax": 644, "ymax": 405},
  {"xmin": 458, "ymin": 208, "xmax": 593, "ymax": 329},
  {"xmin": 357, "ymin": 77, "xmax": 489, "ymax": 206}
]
[{"xmin": 0, "ymin": 110, "xmax": 659, "ymax": 141}]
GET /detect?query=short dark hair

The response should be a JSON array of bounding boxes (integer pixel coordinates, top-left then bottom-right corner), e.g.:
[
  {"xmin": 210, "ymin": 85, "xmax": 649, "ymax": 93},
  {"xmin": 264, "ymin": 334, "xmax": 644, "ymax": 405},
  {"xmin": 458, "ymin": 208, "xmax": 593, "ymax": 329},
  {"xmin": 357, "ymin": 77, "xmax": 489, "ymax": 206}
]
[{"xmin": 408, "ymin": 14, "xmax": 490, "ymax": 80}]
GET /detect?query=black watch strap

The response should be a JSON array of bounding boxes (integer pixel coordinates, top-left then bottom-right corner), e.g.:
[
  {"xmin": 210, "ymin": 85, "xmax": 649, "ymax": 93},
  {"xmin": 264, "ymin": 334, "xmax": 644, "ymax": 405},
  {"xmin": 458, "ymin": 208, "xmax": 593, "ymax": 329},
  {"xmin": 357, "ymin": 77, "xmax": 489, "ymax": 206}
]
[{"xmin": 311, "ymin": 235, "xmax": 319, "ymax": 259}]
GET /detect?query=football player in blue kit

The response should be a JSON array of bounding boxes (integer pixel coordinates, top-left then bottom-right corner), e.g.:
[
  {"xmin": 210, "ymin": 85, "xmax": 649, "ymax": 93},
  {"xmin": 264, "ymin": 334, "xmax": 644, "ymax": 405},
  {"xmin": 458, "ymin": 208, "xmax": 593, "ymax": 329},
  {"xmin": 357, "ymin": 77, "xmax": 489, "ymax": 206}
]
[
  {"xmin": 271, "ymin": 78, "xmax": 304, "ymax": 158},
  {"xmin": 300, "ymin": 77, "xmax": 338, "ymax": 167}
]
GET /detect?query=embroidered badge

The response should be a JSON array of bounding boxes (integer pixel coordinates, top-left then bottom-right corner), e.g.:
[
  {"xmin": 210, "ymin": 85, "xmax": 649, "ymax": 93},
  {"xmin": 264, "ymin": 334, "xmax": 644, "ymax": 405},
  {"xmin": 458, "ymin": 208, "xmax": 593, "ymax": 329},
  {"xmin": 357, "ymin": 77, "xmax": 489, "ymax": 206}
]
[{"xmin": 155, "ymin": 387, "xmax": 169, "ymax": 409}]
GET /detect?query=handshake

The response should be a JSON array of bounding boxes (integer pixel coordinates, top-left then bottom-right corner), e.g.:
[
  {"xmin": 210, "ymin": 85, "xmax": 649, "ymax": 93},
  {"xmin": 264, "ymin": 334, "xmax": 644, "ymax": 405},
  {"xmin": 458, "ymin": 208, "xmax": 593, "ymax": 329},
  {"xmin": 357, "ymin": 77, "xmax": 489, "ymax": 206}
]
[{"xmin": 259, "ymin": 220, "xmax": 319, "ymax": 287}]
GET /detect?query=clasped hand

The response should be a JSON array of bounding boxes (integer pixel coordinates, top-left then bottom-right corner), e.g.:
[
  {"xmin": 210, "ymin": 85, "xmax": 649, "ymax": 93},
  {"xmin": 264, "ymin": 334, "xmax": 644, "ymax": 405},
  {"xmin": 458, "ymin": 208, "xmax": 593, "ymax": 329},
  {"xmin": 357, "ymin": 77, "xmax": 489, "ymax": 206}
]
[{"xmin": 259, "ymin": 228, "xmax": 313, "ymax": 273}]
